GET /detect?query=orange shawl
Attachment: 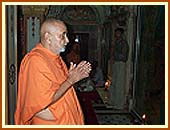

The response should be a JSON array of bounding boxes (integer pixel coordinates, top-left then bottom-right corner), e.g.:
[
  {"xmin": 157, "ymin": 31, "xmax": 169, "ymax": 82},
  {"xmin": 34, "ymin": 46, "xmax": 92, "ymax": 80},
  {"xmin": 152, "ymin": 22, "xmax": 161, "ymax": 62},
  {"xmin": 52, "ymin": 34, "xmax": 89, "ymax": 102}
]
[{"xmin": 15, "ymin": 43, "xmax": 84, "ymax": 125}]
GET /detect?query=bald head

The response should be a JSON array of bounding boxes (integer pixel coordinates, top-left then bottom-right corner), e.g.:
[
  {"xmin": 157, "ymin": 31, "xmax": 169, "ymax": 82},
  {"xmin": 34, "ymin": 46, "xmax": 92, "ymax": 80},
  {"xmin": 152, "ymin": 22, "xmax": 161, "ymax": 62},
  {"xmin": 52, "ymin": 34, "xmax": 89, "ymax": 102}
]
[
  {"xmin": 40, "ymin": 18, "xmax": 69, "ymax": 54},
  {"xmin": 40, "ymin": 18, "xmax": 65, "ymax": 38}
]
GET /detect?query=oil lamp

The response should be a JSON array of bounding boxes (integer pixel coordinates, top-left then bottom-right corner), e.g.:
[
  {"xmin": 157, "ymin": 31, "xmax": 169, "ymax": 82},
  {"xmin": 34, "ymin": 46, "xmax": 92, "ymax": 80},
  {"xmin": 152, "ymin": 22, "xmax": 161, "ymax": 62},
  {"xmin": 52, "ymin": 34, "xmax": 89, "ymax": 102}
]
[
  {"xmin": 104, "ymin": 79, "xmax": 111, "ymax": 91},
  {"xmin": 141, "ymin": 114, "xmax": 146, "ymax": 125}
]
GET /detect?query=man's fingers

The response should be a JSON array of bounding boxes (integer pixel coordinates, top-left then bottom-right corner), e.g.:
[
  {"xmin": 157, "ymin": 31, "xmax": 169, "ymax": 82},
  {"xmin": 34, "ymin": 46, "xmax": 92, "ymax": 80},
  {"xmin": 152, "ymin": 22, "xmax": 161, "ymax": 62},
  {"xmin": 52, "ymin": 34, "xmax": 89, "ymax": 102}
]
[
  {"xmin": 76, "ymin": 61, "xmax": 87, "ymax": 68},
  {"xmin": 77, "ymin": 61, "xmax": 91, "ymax": 70},
  {"xmin": 69, "ymin": 62, "xmax": 73, "ymax": 71},
  {"xmin": 69, "ymin": 62, "xmax": 76, "ymax": 71}
]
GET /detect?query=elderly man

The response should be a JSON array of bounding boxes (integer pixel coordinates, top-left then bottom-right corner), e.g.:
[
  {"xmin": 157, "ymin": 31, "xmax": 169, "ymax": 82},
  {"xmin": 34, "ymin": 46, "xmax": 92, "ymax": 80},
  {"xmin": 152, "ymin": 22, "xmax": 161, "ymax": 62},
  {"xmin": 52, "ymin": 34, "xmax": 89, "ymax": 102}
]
[{"xmin": 15, "ymin": 18, "xmax": 92, "ymax": 125}]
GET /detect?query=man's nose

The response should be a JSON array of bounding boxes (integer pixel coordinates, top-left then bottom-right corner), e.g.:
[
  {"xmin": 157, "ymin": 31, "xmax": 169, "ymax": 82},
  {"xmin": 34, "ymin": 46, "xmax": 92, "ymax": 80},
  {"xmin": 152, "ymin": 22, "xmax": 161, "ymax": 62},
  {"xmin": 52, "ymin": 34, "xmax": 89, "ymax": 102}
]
[{"xmin": 65, "ymin": 36, "xmax": 69, "ymax": 43}]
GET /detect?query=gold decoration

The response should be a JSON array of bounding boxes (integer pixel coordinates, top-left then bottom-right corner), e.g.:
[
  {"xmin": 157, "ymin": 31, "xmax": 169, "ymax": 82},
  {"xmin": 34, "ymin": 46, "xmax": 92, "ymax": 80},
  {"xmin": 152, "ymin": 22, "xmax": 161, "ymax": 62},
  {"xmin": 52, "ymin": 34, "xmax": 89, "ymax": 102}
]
[{"xmin": 22, "ymin": 5, "xmax": 49, "ymax": 16}]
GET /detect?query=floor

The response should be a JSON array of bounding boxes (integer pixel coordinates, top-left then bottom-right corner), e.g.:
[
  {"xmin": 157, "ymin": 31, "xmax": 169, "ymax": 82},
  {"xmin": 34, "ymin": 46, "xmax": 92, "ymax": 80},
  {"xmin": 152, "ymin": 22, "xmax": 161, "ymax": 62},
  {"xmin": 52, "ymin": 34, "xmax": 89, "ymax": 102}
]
[
  {"xmin": 93, "ymin": 96, "xmax": 135, "ymax": 125},
  {"xmin": 96, "ymin": 113, "xmax": 134, "ymax": 125},
  {"xmin": 76, "ymin": 86, "xmax": 137, "ymax": 125},
  {"xmin": 75, "ymin": 78, "xmax": 165, "ymax": 125}
]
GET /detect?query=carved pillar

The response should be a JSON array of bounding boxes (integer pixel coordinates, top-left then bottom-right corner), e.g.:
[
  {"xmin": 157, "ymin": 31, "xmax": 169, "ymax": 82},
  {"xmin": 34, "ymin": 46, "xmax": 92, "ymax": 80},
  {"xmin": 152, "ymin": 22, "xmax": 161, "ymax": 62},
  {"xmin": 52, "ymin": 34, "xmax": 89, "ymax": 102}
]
[
  {"xmin": 125, "ymin": 6, "xmax": 137, "ymax": 110},
  {"xmin": 97, "ymin": 24, "xmax": 103, "ymax": 68},
  {"xmin": 6, "ymin": 5, "xmax": 18, "ymax": 125},
  {"xmin": 22, "ymin": 5, "xmax": 49, "ymax": 54}
]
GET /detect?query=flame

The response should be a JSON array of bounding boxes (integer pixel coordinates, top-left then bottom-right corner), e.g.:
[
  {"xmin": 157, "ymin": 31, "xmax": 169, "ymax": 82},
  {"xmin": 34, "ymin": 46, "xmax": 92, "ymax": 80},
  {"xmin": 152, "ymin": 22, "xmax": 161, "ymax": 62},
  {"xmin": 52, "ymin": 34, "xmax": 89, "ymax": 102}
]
[
  {"xmin": 105, "ymin": 80, "xmax": 111, "ymax": 88},
  {"xmin": 142, "ymin": 114, "xmax": 146, "ymax": 119},
  {"xmin": 105, "ymin": 81, "xmax": 109, "ymax": 86}
]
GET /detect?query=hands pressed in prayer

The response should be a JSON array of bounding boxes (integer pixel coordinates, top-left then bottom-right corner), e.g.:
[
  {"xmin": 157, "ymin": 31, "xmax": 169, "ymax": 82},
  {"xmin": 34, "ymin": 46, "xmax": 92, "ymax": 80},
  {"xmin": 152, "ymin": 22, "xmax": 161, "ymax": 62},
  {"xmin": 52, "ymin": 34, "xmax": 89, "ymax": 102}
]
[{"xmin": 67, "ymin": 61, "xmax": 92, "ymax": 85}]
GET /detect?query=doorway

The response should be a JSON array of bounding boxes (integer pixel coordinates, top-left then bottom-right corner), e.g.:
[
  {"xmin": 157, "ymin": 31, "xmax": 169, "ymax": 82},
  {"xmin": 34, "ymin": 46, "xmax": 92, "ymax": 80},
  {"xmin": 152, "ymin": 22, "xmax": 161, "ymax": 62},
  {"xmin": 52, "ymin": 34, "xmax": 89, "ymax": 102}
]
[
  {"xmin": 62, "ymin": 33, "xmax": 89, "ymax": 67},
  {"xmin": 71, "ymin": 33, "xmax": 89, "ymax": 60}
]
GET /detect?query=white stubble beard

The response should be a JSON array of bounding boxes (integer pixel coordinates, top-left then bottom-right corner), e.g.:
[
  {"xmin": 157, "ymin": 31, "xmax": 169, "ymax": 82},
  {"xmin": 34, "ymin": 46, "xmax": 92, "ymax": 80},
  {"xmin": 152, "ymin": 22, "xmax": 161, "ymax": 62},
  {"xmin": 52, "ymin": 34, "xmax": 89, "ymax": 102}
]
[{"xmin": 59, "ymin": 47, "xmax": 66, "ymax": 52}]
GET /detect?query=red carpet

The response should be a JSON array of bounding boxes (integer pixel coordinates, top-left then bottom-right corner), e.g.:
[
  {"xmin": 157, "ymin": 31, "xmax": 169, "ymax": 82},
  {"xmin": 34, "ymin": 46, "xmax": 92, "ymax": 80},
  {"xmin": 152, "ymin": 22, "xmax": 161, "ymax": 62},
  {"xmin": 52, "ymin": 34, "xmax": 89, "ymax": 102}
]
[{"xmin": 77, "ymin": 90, "xmax": 102, "ymax": 125}]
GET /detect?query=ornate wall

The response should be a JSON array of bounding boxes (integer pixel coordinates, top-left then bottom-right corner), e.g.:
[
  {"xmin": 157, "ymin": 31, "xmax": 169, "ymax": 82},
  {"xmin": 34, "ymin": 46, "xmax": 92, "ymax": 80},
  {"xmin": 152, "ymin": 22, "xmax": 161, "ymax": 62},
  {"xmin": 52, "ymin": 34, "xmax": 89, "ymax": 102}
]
[{"xmin": 134, "ymin": 5, "xmax": 165, "ymax": 124}]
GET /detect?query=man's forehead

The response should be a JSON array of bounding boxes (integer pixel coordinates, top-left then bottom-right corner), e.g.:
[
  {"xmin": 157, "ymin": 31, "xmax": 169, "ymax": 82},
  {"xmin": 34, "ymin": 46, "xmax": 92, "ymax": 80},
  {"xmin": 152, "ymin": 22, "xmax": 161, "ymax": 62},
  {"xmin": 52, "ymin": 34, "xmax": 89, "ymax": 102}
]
[
  {"xmin": 54, "ymin": 22, "xmax": 67, "ymax": 29},
  {"xmin": 48, "ymin": 22, "xmax": 67, "ymax": 34}
]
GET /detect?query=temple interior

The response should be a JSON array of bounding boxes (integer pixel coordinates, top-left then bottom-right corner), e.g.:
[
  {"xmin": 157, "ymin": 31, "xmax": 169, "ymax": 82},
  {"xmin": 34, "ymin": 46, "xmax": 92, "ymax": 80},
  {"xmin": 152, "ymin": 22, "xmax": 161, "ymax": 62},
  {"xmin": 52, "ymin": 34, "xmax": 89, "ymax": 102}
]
[{"xmin": 5, "ymin": 4, "xmax": 166, "ymax": 125}]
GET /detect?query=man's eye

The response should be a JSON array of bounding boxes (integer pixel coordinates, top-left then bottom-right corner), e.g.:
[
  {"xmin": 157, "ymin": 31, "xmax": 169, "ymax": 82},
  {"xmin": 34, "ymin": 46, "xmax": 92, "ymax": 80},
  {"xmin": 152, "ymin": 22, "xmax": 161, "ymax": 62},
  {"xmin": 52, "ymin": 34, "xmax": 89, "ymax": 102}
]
[{"xmin": 62, "ymin": 33, "xmax": 67, "ymax": 38}]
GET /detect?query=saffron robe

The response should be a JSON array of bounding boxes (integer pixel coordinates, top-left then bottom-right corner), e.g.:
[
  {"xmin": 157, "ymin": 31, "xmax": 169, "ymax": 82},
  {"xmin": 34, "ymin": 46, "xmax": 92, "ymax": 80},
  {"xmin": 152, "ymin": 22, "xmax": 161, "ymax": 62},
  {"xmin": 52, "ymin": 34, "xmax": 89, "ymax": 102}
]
[{"xmin": 15, "ymin": 43, "xmax": 84, "ymax": 125}]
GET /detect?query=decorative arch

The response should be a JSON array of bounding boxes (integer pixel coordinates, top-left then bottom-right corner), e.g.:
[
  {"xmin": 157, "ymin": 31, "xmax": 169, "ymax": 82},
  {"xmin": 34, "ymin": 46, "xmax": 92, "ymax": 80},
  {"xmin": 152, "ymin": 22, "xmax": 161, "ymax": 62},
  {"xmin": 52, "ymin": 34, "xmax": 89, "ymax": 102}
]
[
  {"xmin": 62, "ymin": 5, "xmax": 97, "ymax": 24},
  {"xmin": 46, "ymin": 5, "xmax": 108, "ymax": 25}
]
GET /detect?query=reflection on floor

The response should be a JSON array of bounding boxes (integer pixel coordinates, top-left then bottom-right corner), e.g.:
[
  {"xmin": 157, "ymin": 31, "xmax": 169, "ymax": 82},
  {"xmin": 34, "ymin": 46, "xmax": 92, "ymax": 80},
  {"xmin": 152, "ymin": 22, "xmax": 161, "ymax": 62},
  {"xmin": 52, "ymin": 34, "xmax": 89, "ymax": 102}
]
[
  {"xmin": 76, "ymin": 85, "xmax": 138, "ymax": 125},
  {"xmin": 93, "ymin": 88, "xmax": 134, "ymax": 125}
]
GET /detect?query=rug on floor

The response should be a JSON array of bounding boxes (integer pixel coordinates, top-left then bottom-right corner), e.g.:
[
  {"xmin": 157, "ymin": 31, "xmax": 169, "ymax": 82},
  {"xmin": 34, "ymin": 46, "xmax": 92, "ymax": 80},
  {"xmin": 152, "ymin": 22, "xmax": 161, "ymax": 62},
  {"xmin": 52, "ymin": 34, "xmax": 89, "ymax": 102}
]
[{"xmin": 96, "ymin": 113, "xmax": 134, "ymax": 125}]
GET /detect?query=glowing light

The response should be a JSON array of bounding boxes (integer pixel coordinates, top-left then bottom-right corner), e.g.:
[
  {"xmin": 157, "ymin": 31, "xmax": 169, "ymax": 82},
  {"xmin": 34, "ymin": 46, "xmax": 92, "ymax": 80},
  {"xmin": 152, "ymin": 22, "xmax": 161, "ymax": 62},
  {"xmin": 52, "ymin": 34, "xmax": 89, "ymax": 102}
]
[
  {"xmin": 142, "ymin": 114, "xmax": 146, "ymax": 119},
  {"xmin": 75, "ymin": 38, "xmax": 79, "ymax": 42},
  {"xmin": 105, "ymin": 80, "xmax": 111, "ymax": 89},
  {"xmin": 105, "ymin": 81, "xmax": 109, "ymax": 86}
]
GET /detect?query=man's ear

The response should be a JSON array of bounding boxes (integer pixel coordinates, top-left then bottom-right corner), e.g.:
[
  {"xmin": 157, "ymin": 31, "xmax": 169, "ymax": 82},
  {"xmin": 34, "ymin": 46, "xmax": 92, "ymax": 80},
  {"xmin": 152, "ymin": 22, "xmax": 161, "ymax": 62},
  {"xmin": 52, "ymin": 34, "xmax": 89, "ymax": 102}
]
[{"xmin": 44, "ymin": 32, "xmax": 51, "ymax": 43}]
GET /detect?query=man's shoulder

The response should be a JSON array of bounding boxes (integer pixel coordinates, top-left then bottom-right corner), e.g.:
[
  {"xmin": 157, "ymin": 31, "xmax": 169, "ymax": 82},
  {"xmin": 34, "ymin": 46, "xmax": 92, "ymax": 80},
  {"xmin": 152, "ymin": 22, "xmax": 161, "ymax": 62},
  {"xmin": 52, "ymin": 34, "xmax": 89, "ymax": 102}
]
[
  {"xmin": 119, "ymin": 38, "xmax": 127, "ymax": 43},
  {"xmin": 21, "ymin": 50, "xmax": 47, "ymax": 66}
]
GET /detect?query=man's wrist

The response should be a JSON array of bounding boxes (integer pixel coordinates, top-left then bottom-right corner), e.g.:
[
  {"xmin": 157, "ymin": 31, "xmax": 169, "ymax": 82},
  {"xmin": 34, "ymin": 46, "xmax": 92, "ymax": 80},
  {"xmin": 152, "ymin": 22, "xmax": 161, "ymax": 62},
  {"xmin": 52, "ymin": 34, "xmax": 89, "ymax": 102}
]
[{"xmin": 66, "ymin": 79, "xmax": 73, "ymax": 86}]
